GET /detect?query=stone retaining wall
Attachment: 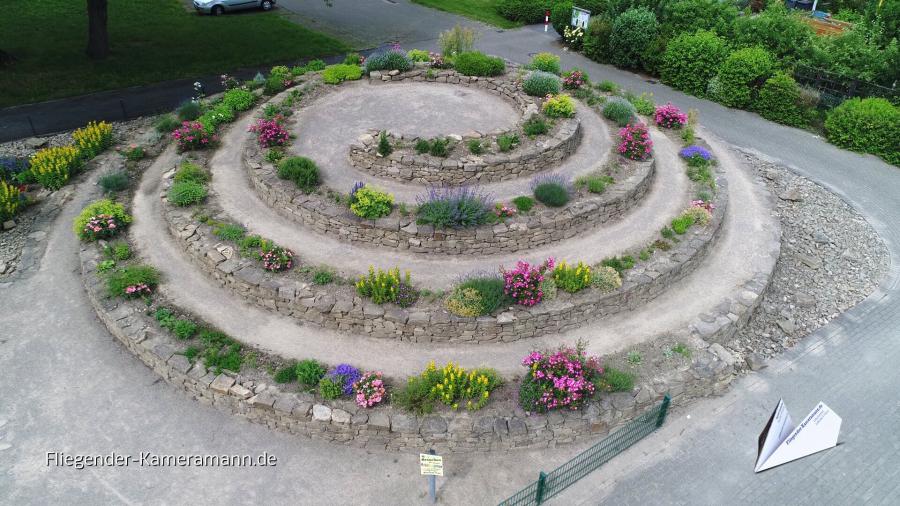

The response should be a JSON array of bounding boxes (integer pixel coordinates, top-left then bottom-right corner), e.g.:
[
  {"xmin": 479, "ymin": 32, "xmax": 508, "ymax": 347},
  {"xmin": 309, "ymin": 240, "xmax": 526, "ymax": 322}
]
[
  {"xmin": 247, "ymin": 150, "xmax": 654, "ymax": 256},
  {"xmin": 161, "ymin": 169, "xmax": 727, "ymax": 343},
  {"xmin": 347, "ymin": 119, "xmax": 581, "ymax": 185},
  {"xmin": 80, "ymin": 243, "xmax": 746, "ymax": 453}
]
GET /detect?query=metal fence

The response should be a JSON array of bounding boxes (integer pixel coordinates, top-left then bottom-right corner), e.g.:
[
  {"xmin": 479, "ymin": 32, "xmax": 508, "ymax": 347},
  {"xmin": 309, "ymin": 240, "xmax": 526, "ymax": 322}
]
[
  {"xmin": 793, "ymin": 64, "xmax": 898, "ymax": 108},
  {"xmin": 498, "ymin": 394, "xmax": 671, "ymax": 506}
]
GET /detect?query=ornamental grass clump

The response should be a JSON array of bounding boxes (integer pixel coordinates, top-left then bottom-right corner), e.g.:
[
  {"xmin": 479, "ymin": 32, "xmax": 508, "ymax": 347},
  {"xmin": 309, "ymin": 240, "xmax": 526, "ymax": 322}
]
[
  {"xmin": 74, "ymin": 199, "xmax": 132, "ymax": 241},
  {"xmin": 277, "ymin": 156, "xmax": 319, "ymax": 192},
  {"xmin": 542, "ymin": 93, "xmax": 576, "ymax": 118},
  {"xmin": 603, "ymin": 97, "xmax": 637, "ymax": 126},
  {"xmin": 654, "ymin": 103, "xmax": 687, "ymax": 129},
  {"xmin": 365, "ymin": 49, "xmax": 412, "ymax": 73},
  {"xmin": 552, "ymin": 260, "xmax": 593, "ymax": 293},
  {"xmin": 249, "ymin": 118, "xmax": 289, "ymax": 148},
  {"xmin": 30, "ymin": 145, "xmax": 81, "ymax": 190},
  {"xmin": 502, "ymin": 257, "xmax": 554, "ymax": 306},
  {"xmin": 519, "ymin": 343, "xmax": 602, "ymax": 413},
  {"xmin": 617, "ymin": 123, "xmax": 653, "ymax": 161},
  {"xmin": 0, "ymin": 180, "xmax": 21, "ymax": 221},
  {"xmin": 172, "ymin": 121, "xmax": 216, "ymax": 152},
  {"xmin": 415, "ymin": 186, "xmax": 492, "ymax": 229},
  {"xmin": 72, "ymin": 121, "xmax": 114, "ymax": 159},
  {"xmin": 354, "ymin": 371, "xmax": 387, "ymax": 408},
  {"xmin": 356, "ymin": 266, "xmax": 410, "ymax": 304},
  {"xmin": 531, "ymin": 173, "xmax": 570, "ymax": 207},
  {"xmin": 522, "ymin": 71, "xmax": 561, "ymax": 97}
]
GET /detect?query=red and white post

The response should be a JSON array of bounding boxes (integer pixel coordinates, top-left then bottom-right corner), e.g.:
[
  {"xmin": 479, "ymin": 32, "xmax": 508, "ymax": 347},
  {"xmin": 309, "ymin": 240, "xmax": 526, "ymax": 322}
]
[{"xmin": 544, "ymin": 10, "xmax": 550, "ymax": 32}]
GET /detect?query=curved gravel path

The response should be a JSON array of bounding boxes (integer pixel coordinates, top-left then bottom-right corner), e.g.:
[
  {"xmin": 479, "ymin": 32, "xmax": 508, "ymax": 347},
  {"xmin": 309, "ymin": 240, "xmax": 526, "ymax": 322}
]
[
  {"xmin": 209, "ymin": 108, "xmax": 679, "ymax": 288},
  {"xmin": 286, "ymin": 81, "xmax": 611, "ymax": 202},
  {"xmin": 131, "ymin": 127, "xmax": 774, "ymax": 377}
]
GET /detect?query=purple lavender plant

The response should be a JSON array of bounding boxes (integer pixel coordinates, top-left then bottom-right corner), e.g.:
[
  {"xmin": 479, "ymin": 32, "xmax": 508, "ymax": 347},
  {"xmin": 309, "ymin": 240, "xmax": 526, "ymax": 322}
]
[
  {"xmin": 529, "ymin": 173, "xmax": 571, "ymax": 192},
  {"xmin": 415, "ymin": 186, "xmax": 493, "ymax": 229},
  {"xmin": 327, "ymin": 364, "xmax": 362, "ymax": 396}
]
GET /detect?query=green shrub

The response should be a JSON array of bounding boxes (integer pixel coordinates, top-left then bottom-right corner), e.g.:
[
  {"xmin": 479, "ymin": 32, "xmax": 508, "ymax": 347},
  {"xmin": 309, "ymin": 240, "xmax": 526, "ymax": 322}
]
[
  {"xmin": 393, "ymin": 375, "xmax": 435, "ymax": 415},
  {"xmin": 528, "ymin": 52, "xmax": 561, "ymax": 74},
  {"xmin": 313, "ymin": 268, "xmax": 334, "ymax": 285},
  {"xmin": 438, "ymin": 24, "xmax": 478, "ymax": 57},
  {"xmin": 222, "ymin": 89, "xmax": 256, "ymax": 112},
  {"xmin": 533, "ymin": 182, "xmax": 569, "ymax": 207},
  {"xmin": 318, "ymin": 377, "xmax": 344, "ymax": 400},
  {"xmin": 512, "ymin": 195, "xmax": 534, "ymax": 212},
  {"xmin": 274, "ymin": 364, "xmax": 298, "ymax": 383},
  {"xmin": 629, "ymin": 92, "xmax": 655, "ymax": 116},
  {"xmin": 497, "ymin": 0, "xmax": 552, "ymax": 23},
  {"xmin": 356, "ymin": 266, "xmax": 408, "ymax": 304},
  {"xmin": 322, "ymin": 64, "xmax": 363, "ymax": 84},
  {"xmin": 523, "ymin": 71, "xmax": 561, "ymax": 96},
  {"xmin": 543, "ymin": 94, "xmax": 576, "ymax": 118},
  {"xmin": 414, "ymin": 138, "xmax": 431, "ymax": 154},
  {"xmin": 660, "ymin": 30, "xmax": 729, "ymax": 97},
  {"xmin": 342, "ymin": 52, "xmax": 365, "ymax": 65},
  {"xmin": 365, "ymin": 50, "xmax": 412, "ymax": 73},
  {"xmin": 601, "ymin": 255, "xmax": 635, "ymax": 273},
  {"xmin": 597, "ymin": 367, "xmax": 634, "ymax": 392},
  {"xmin": 583, "ymin": 16, "xmax": 613, "ymax": 63},
  {"xmin": 168, "ymin": 180, "xmax": 207, "ymax": 207},
  {"xmin": 550, "ymin": 1, "xmax": 573, "ymax": 36},
  {"xmin": 597, "ymin": 80, "xmax": 618, "ymax": 93},
  {"xmin": 106, "ymin": 265, "xmax": 159, "ymax": 298},
  {"xmin": 177, "ymin": 100, "xmax": 201, "ymax": 121},
  {"xmin": 213, "ymin": 223, "xmax": 246, "ymax": 242},
  {"xmin": 448, "ymin": 276, "xmax": 508, "ymax": 316},
  {"xmin": 306, "ymin": 59, "xmax": 326, "ymax": 72},
  {"xmin": 350, "ymin": 186, "xmax": 394, "ymax": 219},
  {"xmin": 73, "ymin": 199, "xmax": 132, "ymax": 239},
  {"xmin": 603, "ymin": 97, "xmax": 637, "ymax": 126},
  {"xmin": 295, "ymin": 359, "xmax": 327, "ymax": 387},
  {"xmin": 378, "ymin": 131, "xmax": 393, "ymax": 157},
  {"xmin": 754, "ymin": 72, "xmax": 808, "ymax": 128},
  {"xmin": 429, "ymin": 138, "xmax": 450, "ymax": 157},
  {"xmin": 497, "ymin": 133, "xmax": 520, "ymax": 152},
  {"xmin": 467, "ymin": 139, "xmax": 484, "ymax": 155},
  {"xmin": 407, "ymin": 49, "xmax": 430, "ymax": 62},
  {"xmin": 661, "ymin": 0, "xmax": 738, "ymax": 38},
  {"xmin": 154, "ymin": 114, "xmax": 180, "ymax": 133},
  {"xmin": 713, "ymin": 47, "xmax": 774, "ymax": 109},
  {"xmin": 671, "ymin": 214, "xmax": 694, "ymax": 234},
  {"xmin": 173, "ymin": 162, "xmax": 209, "ymax": 184},
  {"xmin": 104, "ymin": 242, "xmax": 132, "ymax": 261},
  {"xmin": 609, "ymin": 7, "xmax": 659, "ymax": 69},
  {"xmin": 278, "ymin": 156, "xmax": 320, "ymax": 192},
  {"xmin": 454, "ymin": 51, "xmax": 506, "ymax": 77},
  {"xmin": 171, "ymin": 319, "xmax": 198, "ymax": 340},
  {"xmin": 553, "ymin": 260, "xmax": 593, "ymax": 293},
  {"xmin": 197, "ymin": 102, "xmax": 235, "ymax": 133},
  {"xmin": 99, "ymin": 171, "xmax": 130, "ymax": 193},
  {"xmin": 825, "ymin": 98, "xmax": 900, "ymax": 166},
  {"xmin": 732, "ymin": 4, "xmax": 813, "ymax": 65},
  {"xmin": 523, "ymin": 117, "xmax": 549, "ymax": 136},
  {"xmin": 263, "ymin": 76, "xmax": 284, "ymax": 96}
]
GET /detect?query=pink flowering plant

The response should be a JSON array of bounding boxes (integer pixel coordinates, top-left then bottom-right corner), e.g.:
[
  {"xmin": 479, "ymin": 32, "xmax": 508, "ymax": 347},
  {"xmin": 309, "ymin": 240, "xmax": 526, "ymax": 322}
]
[
  {"xmin": 617, "ymin": 123, "xmax": 653, "ymax": 161},
  {"xmin": 519, "ymin": 342, "xmax": 602, "ymax": 413},
  {"xmin": 494, "ymin": 202, "xmax": 517, "ymax": 218},
  {"xmin": 654, "ymin": 103, "xmax": 687, "ymax": 129},
  {"xmin": 249, "ymin": 118, "xmax": 289, "ymax": 148},
  {"xmin": 353, "ymin": 371, "xmax": 387, "ymax": 408},
  {"xmin": 172, "ymin": 121, "xmax": 216, "ymax": 152},
  {"xmin": 81, "ymin": 214, "xmax": 121, "ymax": 241},
  {"xmin": 260, "ymin": 245, "xmax": 293, "ymax": 272},
  {"xmin": 501, "ymin": 257, "xmax": 554, "ymax": 306},
  {"xmin": 124, "ymin": 283, "xmax": 152, "ymax": 298},
  {"xmin": 691, "ymin": 199, "xmax": 715, "ymax": 212},
  {"xmin": 562, "ymin": 69, "xmax": 586, "ymax": 90}
]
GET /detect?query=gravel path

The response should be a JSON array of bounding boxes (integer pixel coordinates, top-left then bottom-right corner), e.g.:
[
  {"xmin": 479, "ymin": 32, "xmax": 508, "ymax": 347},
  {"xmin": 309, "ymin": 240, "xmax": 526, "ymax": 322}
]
[{"xmin": 211, "ymin": 104, "xmax": 676, "ymax": 288}]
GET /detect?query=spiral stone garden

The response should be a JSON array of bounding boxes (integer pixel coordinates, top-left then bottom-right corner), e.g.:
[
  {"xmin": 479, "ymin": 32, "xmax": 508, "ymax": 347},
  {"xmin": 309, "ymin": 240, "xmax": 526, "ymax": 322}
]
[{"xmin": 65, "ymin": 55, "xmax": 789, "ymax": 453}]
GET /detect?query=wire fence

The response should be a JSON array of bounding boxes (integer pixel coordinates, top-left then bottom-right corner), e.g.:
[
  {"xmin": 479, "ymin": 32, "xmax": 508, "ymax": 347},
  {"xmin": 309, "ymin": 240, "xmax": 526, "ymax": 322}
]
[
  {"xmin": 793, "ymin": 64, "xmax": 898, "ymax": 108},
  {"xmin": 498, "ymin": 394, "xmax": 671, "ymax": 506}
]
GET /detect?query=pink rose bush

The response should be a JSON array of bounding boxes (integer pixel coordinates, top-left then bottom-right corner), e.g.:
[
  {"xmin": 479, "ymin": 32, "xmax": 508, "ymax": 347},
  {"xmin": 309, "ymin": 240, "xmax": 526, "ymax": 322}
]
[
  {"xmin": 654, "ymin": 103, "xmax": 687, "ymax": 129},
  {"xmin": 519, "ymin": 344, "xmax": 603, "ymax": 413},
  {"xmin": 617, "ymin": 123, "xmax": 653, "ymax": 161},
  {"xmin": 249, "ymin": 118, "xmax": 289, "ymax": 148},
  {"xmin": 502, "ymin": 257, "xmax": 554, "ymax": 306},
  {"xmin": 81, "ymin": 214, "xmax": 121, "ymax": 241},
  {"xmin": 353, "ymin": 371, "xmax": 386, "ymax": 408},
  {"xmin": 172, "ymin": 121, "xmax": 216, "ymax": 152}
]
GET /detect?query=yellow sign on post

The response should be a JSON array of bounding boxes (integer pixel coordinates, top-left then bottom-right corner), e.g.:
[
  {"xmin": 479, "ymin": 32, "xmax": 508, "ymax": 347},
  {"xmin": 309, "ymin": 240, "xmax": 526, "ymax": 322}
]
[{"xmin": 419, "ymin": 453, "xmax": 444, "ymax": 476}]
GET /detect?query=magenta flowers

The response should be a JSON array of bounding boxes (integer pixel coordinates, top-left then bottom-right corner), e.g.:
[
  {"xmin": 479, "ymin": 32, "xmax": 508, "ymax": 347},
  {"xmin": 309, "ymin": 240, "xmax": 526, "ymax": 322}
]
[
  {"xmin": 261, "ymin": 246, "xmax": 293, "ymax": 272},
  {"xmin": 249, "ymin": 117, "xmax": 289, "ymax": 148},
  {"xmin": 353, "ymin": 371, "xmax": 386, "ymax": 408},
  {"xmin": 502, "ymin": 257, "xmax": 554, "ymax": 306},
  {"xmin": 81, "ymin": 214, "xmax": 121, "ymax": 241},
  {"xmin": 172, "ymin": 121, "xmax": 215, "ymax": 152},
  {"xmin": 617, "ymin": 123, "xmax": 653, "ymax": 161},
  {"xmin": 654, "ymin": 103, "xmax": 687, "ymax": 129},
  {"xmin": 521, "ymin": 346, "xmax": 602, "ymax": 413}
]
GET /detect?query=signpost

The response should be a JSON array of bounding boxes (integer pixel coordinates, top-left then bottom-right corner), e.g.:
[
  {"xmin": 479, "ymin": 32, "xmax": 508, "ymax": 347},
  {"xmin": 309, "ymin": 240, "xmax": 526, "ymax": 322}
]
[
  {"xmin": 571, "ymin": 7, "xmax": 591, "ymax": 30},
  {"xmin": 420, "ymin": 450, "xmax": 443, "ymax": 503},
  {"xmin": 755, "ymin": 399, "xmax": 842, "ymax": 472}
]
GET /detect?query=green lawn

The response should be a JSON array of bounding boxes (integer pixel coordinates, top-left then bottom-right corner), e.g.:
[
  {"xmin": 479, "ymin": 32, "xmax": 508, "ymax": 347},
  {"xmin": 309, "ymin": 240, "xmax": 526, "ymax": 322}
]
[
  {"xmin": 411, "ymin": 0, "xmax": 521, "ymax": 29},
  {"xmin": 0, "ymin": 0, "xmax": 349, "ymax": 107}
]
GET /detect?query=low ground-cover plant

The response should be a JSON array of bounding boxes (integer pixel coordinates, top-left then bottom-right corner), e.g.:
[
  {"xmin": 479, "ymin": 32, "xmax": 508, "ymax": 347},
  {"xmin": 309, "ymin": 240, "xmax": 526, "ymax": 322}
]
[
  {"xmin": 350, "ymin": 185, "xmax": 394, "ymax": 219},
  {"xmin": 592, "ymin": 265, "xmax": 622, "ymax": 291},
  {"xmin": 617, "ymin": 123, "xmax": 653, "ymax": 161},
  {"xmin": 322, "ymin": 63, "xmax": 363, "ymax": 84},
  {"xmin": 512, "ymin": 195, "xmax": 534, "ymax": 212},
  {"xmin": 596, "ymin": 367, "xmax": 634, "ymax": 392},
  {"xmin": 532, "ymin": 174, "xmax": 570, "ymax": 207},
  {"xmin": 628, "ymin": 92, "xmax": 655, "ymax": 116},
  {"xmin": 467, "ymin": 139, "xmax": 484, "ymax": 155},
  {"xmin": 277, "ymin": 156, "xmax": 320, "ymax": 192},
  {"xmin": 168, "ymin": 180, "xmax": 207, "ymax": 207},
  {"xmin": 107, "ymin": 265, "xmax": 159, "ymax": 298},
  {"xmin": 98, "ymin": 170, "xmax": 130, "ymax": 194},
  {"xmin": 415, "ymin": 186, "xmax": 492, "ymax": 229},
  {"xmin": 502, "ymin": 257, "xmax": 554, "ymax": 306},
  {"xmin": 680, "ymin": 145, "xmax": 716, "ymax": 187},
  {"xmin": 523, "ymin": 71, "xmax": 561, "ymax": 96},
  {"xmin": 520, "ymin": 343, "xmax": 602, "ymax": 413},
  {"xmin": 574, "ymin": 173, "xmax": 614, "ymax": 194},
  {"xmin": 543, "ymin": 94, "xmax": 576, "ymax": 118},
  {"xmin": 74, "ymin": 199, "xmax": 132, "ymax": 241}
]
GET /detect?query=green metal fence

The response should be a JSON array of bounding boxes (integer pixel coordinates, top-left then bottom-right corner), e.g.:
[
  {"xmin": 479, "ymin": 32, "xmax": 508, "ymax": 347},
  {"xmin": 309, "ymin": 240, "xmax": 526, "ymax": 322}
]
[{"xmin": 498, "ymin": 394, "xmax": 671, "ymax": 506}]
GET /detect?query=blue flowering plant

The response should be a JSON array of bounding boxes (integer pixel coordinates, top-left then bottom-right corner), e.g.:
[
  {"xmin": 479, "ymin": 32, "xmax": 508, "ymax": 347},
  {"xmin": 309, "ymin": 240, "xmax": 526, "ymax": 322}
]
[
  {"xmin": 327, "ymin": 364, "xmax": 362, "ymax": 396},
  {"xmin": 678, "ymin": 145, "xmax": 712, "ymax": 164}
]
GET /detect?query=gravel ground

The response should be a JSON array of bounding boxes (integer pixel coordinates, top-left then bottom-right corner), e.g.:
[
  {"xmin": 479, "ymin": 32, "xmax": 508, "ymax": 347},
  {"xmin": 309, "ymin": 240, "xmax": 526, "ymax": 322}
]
[{"xmin": 730, "ymin": 153, "xmax": 890, "ymax": 360}]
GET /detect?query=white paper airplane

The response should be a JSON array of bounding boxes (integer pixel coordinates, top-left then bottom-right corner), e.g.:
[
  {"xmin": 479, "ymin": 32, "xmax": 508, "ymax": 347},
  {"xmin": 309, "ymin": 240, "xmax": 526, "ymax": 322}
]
[{"xmin": 755, "ymin": 399, "xmax": 842, "ymax": 472}]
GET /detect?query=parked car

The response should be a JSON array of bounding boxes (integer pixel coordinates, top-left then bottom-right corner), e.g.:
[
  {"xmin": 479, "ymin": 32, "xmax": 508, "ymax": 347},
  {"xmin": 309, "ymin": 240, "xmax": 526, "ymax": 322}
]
[{"xmin": 193, "ymin": 0, "xmax": 275, "ymax": 15}]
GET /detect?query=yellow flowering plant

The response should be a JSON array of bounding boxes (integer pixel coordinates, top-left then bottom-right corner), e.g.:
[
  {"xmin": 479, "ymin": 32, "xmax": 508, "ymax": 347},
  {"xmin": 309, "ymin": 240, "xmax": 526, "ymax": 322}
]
[
  {"xmin": 30, "ymin": 145, "xmax": 81, "ymax": 190},
  {"xmin": 356, "ymin": 266, "xmax": 410, "ymax": 304},
  {"xmin": 73, "ymin": 121, "xmax": 114, "ymax": 159},
  {"xmin": 552, "ymin": 260, "xmax": 593, "ymax": 293},
  {"xmin": 422, "ymin": 361, "xmax": 502, "ymax": 411},
  {"xmin": 0, "ymin": 179, "xmax": 21, "ymax": 221}
]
